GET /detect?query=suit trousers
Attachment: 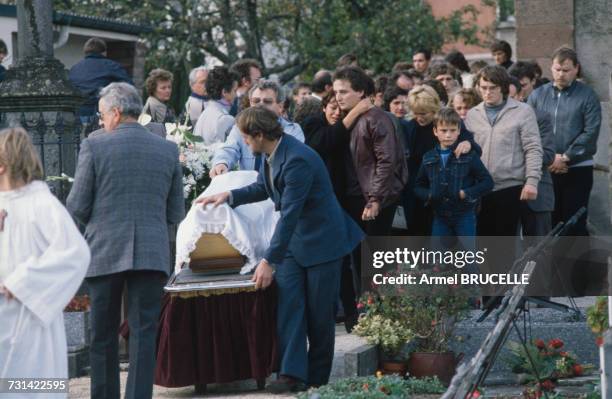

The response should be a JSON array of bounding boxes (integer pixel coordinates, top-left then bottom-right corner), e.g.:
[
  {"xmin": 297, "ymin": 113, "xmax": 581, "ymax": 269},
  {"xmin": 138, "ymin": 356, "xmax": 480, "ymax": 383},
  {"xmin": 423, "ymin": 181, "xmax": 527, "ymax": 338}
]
[
  {"xmin": 274, "ymin": 255, "xmax": 342, "ymax": 385},
  {"xmin": 87, "ymin": 270, "xmax": 167, "ymax": 399},
  {"xmin": 477, "ymin": 185, "xmax": 523, "ymax": 236},
  {"xmin": 552, "ymin": 166, "xmax": 593, "ymax": 236}
]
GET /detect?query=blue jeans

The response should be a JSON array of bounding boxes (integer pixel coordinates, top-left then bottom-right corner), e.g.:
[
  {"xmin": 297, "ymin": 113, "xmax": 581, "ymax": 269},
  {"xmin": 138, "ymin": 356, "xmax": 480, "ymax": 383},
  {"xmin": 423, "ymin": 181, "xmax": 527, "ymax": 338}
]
[{"xmin": 431, "ymin": 212, "xmax": 478, "ymax": 273}]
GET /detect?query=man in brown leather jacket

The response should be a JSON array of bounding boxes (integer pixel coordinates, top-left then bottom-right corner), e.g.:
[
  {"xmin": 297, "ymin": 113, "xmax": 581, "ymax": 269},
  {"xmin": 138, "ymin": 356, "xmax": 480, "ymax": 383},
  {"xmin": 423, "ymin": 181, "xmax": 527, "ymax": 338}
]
[
  {"xmin": 332, "ymin": 66, "xmax": 408, "ymax": 295},
  {"xmin": 333, "ymin": 66, "xmax": 408, "ymax": 235}
]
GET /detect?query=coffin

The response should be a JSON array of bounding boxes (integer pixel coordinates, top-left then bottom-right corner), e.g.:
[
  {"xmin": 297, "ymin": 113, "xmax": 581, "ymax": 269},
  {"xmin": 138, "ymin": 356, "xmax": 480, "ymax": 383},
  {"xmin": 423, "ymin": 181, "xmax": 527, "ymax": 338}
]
[{"xmin": 188, "ymin": 233, "xmax": 245, "ymax": 274}]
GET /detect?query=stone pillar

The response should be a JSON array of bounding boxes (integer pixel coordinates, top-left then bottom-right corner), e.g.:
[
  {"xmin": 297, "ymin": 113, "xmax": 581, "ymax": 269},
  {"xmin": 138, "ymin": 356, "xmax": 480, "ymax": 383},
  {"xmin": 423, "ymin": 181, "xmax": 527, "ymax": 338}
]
[{"xmin": 0, "ymin": 0, "xmax": 83, "ymax": 201}]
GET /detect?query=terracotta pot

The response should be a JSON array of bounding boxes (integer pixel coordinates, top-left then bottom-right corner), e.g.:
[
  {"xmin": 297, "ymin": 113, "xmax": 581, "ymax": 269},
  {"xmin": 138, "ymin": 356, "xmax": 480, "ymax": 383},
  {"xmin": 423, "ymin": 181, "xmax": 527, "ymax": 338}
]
[
  {"xmin": 407, "ymin": 351, "xmax": 463, "ymax": 385},
  {"xmin": 380, "ymin": 360, "xmax": 408, "ymax": 376}
]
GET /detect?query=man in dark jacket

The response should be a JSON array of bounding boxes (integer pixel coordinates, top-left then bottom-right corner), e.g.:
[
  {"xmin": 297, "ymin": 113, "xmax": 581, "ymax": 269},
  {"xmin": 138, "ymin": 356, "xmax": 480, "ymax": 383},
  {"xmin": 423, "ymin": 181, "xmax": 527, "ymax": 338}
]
[
  {"xmin": 527, "ymin": 47, "xmax": 601, "ymax": 236},
  {"xmin": 69, "ymin": 37, "xmax": 132, "ymax": 127}
]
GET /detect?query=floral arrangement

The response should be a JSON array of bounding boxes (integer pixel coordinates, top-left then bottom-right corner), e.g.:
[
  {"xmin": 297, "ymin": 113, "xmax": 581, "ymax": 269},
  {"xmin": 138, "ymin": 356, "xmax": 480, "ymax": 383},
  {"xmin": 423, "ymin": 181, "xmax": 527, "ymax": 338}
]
[
  {"xmin": 352, "ymin": 313, "xmax": 413, "ymax": 358},
  {"xmin": 138, "ymin": 114, "xmax": 222, "ymax": 206},
  {"xmin": 507, "ymin": 338, "xmax": 593, "ymax": 396},
  {"xmin": 586, "ymin": 296, "xmax": 608, "ymax": 347},
  {"xmin": 296, "ymin": 375, "xmax": 445, "ymax": 399},
  {"xmin": 65, "ymin": 295, "xmax": 90, "ymax": 312}
]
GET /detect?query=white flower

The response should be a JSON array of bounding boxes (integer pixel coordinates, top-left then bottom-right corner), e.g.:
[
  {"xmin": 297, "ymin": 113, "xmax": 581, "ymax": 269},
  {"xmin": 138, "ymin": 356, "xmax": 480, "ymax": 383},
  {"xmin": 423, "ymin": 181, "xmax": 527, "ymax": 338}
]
[{"xmin": 138, "ymin": 113, "xmax": 152, "ymax": 126}]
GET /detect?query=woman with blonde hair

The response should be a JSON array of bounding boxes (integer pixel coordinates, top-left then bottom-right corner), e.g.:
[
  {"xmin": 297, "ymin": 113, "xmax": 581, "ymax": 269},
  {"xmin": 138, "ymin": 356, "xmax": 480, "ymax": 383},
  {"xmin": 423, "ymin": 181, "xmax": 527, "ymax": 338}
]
[
  {"xmin": 0, "ymin": 127, "xmax": 89, "ymax": 391},
  {"xmin": 401, "ymin": 85, "xmax": 481, "ymax": 235},
  {"xmin": 143, "ymin": 68, "xmax": 176, "ymax": 123}
]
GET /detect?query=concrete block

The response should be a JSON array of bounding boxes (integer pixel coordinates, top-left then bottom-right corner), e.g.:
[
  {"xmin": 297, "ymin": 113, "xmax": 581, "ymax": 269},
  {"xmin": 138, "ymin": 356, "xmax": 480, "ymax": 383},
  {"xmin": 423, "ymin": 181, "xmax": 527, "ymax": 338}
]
[
  {"xmin": 516, "ymin": 25, "xmax": 574, "ymax": 59},
  {"xmin": 68, "ymin": 346, "xmax": 89, "ymax": 378},
  {"xmin": 344, "ymin": 344, "xmax": 378, "ymax": 377},
  {"xmin": 64, "ymin": 311, "xmax": 90, "ymax": 348}
]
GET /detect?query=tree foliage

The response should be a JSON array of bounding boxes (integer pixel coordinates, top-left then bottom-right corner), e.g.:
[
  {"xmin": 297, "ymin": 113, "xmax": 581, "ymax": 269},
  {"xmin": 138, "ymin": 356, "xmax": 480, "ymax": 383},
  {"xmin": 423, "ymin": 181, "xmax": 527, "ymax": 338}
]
[{"xmin": 53, "ymin": 0, "xmax": 483, "ymax": 108}]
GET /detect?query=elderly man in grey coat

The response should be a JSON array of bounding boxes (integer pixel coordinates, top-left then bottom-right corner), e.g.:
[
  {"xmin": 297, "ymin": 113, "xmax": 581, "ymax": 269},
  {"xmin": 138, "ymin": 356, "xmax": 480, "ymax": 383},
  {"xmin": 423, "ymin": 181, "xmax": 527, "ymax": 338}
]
[{"xmin": 67, "ymin": 82, "xmax": 184, "ymax": 399}]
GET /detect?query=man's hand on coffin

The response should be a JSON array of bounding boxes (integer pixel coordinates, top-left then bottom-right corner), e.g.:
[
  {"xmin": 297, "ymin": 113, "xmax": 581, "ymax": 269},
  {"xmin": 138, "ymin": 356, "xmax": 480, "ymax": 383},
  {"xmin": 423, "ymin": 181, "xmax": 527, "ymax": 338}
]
[
  {"xmin": 0, "ymin": 284, "xmax": 14, "ymax": 300},
  {"xmin": 252, "ymin": 259, "xmax": 274, "ymax": 289},
  {"xmin": 209, "ymin": 163, "xmax": 229, "ymax": 178},
  {"xmin": 195, "ymin": 191, "xmax": 230, "ymax": 208}
]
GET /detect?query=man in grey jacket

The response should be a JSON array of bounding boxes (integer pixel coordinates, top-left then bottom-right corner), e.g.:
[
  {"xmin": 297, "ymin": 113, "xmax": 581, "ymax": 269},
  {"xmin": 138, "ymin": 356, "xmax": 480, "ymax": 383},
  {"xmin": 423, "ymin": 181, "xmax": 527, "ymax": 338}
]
[
  {"xmin": 528, "ymin": 47, "xmax": 601, "ymax": 236},
  {"xmin": 67, "ymin": 82, "xmax": 184, "ymax": 399}
]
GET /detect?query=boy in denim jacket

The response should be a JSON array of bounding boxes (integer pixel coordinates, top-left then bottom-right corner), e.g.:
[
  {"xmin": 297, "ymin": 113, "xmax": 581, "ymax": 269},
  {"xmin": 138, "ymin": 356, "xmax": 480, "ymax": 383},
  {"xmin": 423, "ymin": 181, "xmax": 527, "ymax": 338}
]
[{"xmin": 415, "ymin": 108, "xmax": 493, "ymax": 242}]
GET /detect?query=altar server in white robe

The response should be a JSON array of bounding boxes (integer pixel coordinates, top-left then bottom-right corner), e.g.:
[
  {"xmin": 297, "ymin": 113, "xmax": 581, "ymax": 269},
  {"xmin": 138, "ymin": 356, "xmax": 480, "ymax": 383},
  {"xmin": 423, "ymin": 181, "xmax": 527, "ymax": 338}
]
[{"xmin": 0, "ymin": 127, "xmax": 90, "ymax": 397}]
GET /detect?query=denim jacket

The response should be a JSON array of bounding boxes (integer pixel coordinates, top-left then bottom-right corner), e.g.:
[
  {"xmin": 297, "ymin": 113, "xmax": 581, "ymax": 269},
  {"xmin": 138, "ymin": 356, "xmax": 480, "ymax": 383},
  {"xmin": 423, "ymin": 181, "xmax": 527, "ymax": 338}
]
[{"xmin": 414, "ymin": 146, "xmax": 493, "ymax": 216}]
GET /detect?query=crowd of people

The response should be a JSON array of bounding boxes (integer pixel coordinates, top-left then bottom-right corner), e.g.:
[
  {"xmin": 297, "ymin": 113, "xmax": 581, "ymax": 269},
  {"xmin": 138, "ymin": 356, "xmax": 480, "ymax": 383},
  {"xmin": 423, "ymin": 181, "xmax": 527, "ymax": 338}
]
[{"xmin": 0, "ymin": 36, "xmax": 603, "ymax": 397}]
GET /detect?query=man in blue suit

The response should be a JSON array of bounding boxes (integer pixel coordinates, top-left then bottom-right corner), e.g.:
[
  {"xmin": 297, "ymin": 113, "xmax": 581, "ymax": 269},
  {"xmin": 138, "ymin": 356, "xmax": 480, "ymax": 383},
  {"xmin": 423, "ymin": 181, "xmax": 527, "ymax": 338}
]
[{"xmin": 197, "ymin": 106, "xmax": 363, "ymax": 393}]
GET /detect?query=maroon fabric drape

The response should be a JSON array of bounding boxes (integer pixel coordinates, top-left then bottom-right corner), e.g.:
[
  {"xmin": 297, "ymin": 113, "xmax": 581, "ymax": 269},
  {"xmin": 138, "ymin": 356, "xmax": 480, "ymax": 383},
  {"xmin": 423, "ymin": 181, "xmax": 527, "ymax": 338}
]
[{"xmin": 154, "ymin": 284, "xmax": 278, "ymax": 387}]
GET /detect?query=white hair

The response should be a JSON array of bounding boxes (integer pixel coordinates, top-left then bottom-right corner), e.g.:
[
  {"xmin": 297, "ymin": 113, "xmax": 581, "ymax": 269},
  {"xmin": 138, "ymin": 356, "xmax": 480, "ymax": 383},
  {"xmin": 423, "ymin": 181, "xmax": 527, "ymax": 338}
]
[
  {"xmin": 189, "ymin": 66, "xmax": 208, "ymax": 86},
  {"xmin": 99, "ymin": 82, "xmax": 143, "ymax": 118}
]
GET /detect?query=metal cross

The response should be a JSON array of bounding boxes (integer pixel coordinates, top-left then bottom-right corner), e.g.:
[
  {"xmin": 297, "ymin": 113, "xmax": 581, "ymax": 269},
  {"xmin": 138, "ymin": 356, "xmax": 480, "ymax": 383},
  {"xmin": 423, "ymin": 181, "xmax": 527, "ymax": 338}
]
[{"xmin": 0, "ymin": 209, "xmax": 7, "ymax": 232}]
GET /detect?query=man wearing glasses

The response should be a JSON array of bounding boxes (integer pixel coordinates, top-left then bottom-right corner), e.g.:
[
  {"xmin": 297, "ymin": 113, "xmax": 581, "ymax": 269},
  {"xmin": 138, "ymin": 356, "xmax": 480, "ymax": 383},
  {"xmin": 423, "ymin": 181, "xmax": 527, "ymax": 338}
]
[{"xmin": 210, "ymin": 80, "xmax": 305, "ymax": 177}]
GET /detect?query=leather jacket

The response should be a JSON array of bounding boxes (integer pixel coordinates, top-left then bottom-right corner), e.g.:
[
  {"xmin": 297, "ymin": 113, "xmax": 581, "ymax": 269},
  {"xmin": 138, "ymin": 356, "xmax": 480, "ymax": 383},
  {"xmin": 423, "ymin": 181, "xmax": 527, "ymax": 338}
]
[
  {"xmin": 527, "ymin": 80, "xmax": 601, "ymax": 165},
  {"xmin": 349, "ymin": 108, "xmax": 408, "ymax": 207}
]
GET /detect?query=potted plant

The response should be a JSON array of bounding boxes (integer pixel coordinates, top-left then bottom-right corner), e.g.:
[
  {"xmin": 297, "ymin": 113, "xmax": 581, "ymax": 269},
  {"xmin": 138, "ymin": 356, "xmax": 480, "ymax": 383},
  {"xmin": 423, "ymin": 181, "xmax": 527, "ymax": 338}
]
[
  {"xmin": 403, "ymin": 289, "xmax": 469, "ymax": 385},
  {"xmin": 586, "ymin": 296, "xmax": 608, "ymax": 347},
  {"xmin": 353, "ymin": 295, "xmax": 414, "ymax": 374}
]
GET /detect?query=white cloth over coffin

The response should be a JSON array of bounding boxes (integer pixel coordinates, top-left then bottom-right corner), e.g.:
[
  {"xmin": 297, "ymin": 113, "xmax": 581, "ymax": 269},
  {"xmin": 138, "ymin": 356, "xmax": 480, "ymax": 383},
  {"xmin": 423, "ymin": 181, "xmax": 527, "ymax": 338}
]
[
  {"xmin": 0, "ymin": 181, "xmax": 90, "ymax": 398},
  {"xmin": 175, "ymin": 170, "xmax": 278, "ymax": 274}
]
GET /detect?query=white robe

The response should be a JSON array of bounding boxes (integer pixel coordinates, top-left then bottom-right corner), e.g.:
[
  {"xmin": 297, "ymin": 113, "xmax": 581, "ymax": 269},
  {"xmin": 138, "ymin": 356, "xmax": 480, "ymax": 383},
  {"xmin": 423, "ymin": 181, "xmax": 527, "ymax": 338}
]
[{"xmin": 0, "ymin": 181, "xmax": 90, "ymax": 398}]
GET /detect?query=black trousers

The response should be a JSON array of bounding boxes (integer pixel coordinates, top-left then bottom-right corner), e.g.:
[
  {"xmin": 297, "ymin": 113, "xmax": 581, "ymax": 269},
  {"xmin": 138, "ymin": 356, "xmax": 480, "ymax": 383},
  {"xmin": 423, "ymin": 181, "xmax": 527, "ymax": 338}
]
[
  {"xmin": 520, "ymin": 203, "xmax": 552, "ymax": 236},
  {"xmin": 552, "ymin": 166, "xmax": 593, "ymax": 236},
  {"xmin": 477, "ymin": 185, "xmax": 523, "ymax": 236},
  {"xmin": 87, "ymin": 270, "xmax": 167, "ymax": 399},
  {"xmin": 344, "ymin": 196, "xmax": 397, "ymax": 294}
]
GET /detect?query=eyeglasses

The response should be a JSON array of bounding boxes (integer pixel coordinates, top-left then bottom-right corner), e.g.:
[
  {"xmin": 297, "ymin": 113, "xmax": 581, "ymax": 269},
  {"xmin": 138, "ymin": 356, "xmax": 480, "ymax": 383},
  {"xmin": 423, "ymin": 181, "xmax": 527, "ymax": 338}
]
[
  {"xmin": 250, "ymin": 98, "xmax": 275, "ymax": 105},
  {"xmin": 479, "ymin": 85, "xmax": 501, "ymax": 92}
]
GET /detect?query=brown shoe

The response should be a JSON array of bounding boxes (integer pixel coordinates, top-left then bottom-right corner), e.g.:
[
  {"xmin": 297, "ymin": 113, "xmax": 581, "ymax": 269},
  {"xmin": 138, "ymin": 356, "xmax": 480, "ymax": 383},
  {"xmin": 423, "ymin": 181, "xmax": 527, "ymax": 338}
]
[{"xmin": 266, "ymin": 375, "xmax": 307, "ymax": 394}]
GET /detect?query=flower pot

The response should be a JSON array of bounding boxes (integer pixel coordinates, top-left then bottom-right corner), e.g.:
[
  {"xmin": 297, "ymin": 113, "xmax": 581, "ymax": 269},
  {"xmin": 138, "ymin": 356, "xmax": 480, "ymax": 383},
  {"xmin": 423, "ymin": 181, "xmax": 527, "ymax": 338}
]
[
  {"xmin": 407, "ymin": 351, "xmax": 463, "ymax": 385},
  {"xmin": 380, "ymin": 360, "xmax": 408, "ymax": 376}
]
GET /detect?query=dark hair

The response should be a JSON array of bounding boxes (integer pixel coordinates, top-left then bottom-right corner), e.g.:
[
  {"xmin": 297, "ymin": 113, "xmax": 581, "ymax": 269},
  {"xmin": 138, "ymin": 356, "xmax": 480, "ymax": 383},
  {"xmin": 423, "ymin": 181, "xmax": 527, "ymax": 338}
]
[
  {"xmin": 0, "ymin": 39, "xmax": 7, "ymax": 55},
  {"xmin": 452, "ymin": 88, "xmax": 481, "ymax": 108},
  {"xmin": 383, "ymin": 86, "xmax": 408, "ymax": 111},
  {"xmin": 423, "ymin": 79, "xmax": 448, "ymax": 105},
  {"xmin": 236, "ymin": 106, "xmax": 284, "ymax": 140},
  {"xmin": 83, "ymin": 37, "xmax": 106, "ymax": 55},
  {"xmin": 145, "ymin": 68, "xmax": 173, "ymax": 97},
  {"xmin": 205, "ymin": 66, "xmax": 239, "ymax": 100},
  {"xmin": 434, "ymin": 107, "xmax": 462, "ymax": 128},
  {"xmin": 336, "ymin": 53, "xmax": 359, "ymax": 68},
  {"xmin": 333, "ymin": 66, "xmax": 375, "ymax": 97},
  {"xmin": 414, "ymin": 48, "xmax": 432, "ymax": 61},
  {"xmin": 321, "ymin": 90, "xmax": 337, "ymax": 108},
  {"xmin": 391, "ymin": 69, "xmax": 422, "ymax": 85},
  {"xmin": 292, "ymin": 82, "xmax": 311, "ymax": 96},
  {"xmin": 508, "ymin": 61, "xmax": 537, "ymax": 81},
  {"xmin": 551, "ymin": 46, "xmax": 579, "ymax": 67},
  {"xmin": 476, "ymin": 65, "xmax": 510, "ymax": 99},
  {"xmin": 428, "ymin": 62, "xmax": 457, "ymax": 80},
  {"xmin": 508, "ymin": 76, "xmax": 521, "ymax": 94},
  {"xmin": 293, "ymin": 97, "xmax": 322, "ymax": 126},
  {"xmin": 311, "ymin": 72, "xmax": 332, "ymax": 93},
  {"xmin": 530, "ymin": 60, "xmax": 543, "ymax": 78},
  {"xmin": 374, "ymin": 75, "xmax": 389, "ymax": 95},
  {"xmin": 445, "ymin": 50, "xmax": 470, "ymax": 73},
  {"xmin": 469, "ymin": 60, "xmax": 489, "ymax": 75},
  {"xmin": 393, "ymin": 61, "xmax": 413, "ymax": 72},
  {"xmin": 490, "ymin": 40, "xmax": 512, "ymax": 60},
  {"xmin": 229, "ymin": 58, "xmax": 262, "ymax": 85}
]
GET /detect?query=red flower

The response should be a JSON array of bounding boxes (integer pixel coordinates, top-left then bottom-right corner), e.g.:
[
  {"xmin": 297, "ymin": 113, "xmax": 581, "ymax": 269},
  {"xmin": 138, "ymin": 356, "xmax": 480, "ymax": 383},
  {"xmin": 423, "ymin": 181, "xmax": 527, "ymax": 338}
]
[
  {"xmin": 535, "ymin": 339, "xmax": 546, "ymax": 350},
  {"xmin": 548, "ymin": 338, "xmax": 564, "ymax": 349},
  {"xmin": 573, "ymin": 364, "xmax": 583, "ymax": 376},
  {"xmin": 596, "ymin": 336, "xmax": 604, "ymax": 347},
  {"xmin": 362, "ymin": 383, "xmax": 369, "ymax": 391},
  {"xmin": 469, "ymin": 390, "xmax": 481, "ymax": 399},
  {"xmin": 539, "ymin": 380, "xmax": 555, "ymax": 391},
  {"xmin": 367, "ymin": 297, "xmax": 374, "ymax": 305},
  {"xmin": 559, "ymin": 351, "xmax": 569, "ymax": 357},
  {"xmin": 379, "ymin": 385, "xmax": 390, "ymax": 394},
  {"xmin": 357, "ymin": 303, "xmax": 365, "ymax": 310}
]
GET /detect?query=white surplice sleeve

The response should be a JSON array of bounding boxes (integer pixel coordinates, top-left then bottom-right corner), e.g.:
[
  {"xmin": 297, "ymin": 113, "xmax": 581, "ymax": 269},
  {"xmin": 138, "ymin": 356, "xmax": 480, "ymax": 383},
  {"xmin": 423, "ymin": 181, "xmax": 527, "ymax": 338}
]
[{"xmin": 3, "ymin": 194, "xmax": 91, "ymax": 327}]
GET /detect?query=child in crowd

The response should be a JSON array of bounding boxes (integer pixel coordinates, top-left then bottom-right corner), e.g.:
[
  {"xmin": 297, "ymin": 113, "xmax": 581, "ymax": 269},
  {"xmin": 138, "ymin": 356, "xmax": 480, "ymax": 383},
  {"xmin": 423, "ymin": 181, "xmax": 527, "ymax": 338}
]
[
  {"xmin": 0, "ymin": 127, "xmax": 90, "ymax": 388},
  {"xmin": 414, "ymin": 108, "xmax": 493, "ymax": 248}
]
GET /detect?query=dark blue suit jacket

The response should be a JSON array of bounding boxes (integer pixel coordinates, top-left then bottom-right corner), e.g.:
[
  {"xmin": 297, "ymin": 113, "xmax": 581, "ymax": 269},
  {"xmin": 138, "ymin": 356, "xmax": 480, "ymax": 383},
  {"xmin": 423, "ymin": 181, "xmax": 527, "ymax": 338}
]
[{"xmin": 231, "ymin": 134, "xmax": 364, "ymax": 267}]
